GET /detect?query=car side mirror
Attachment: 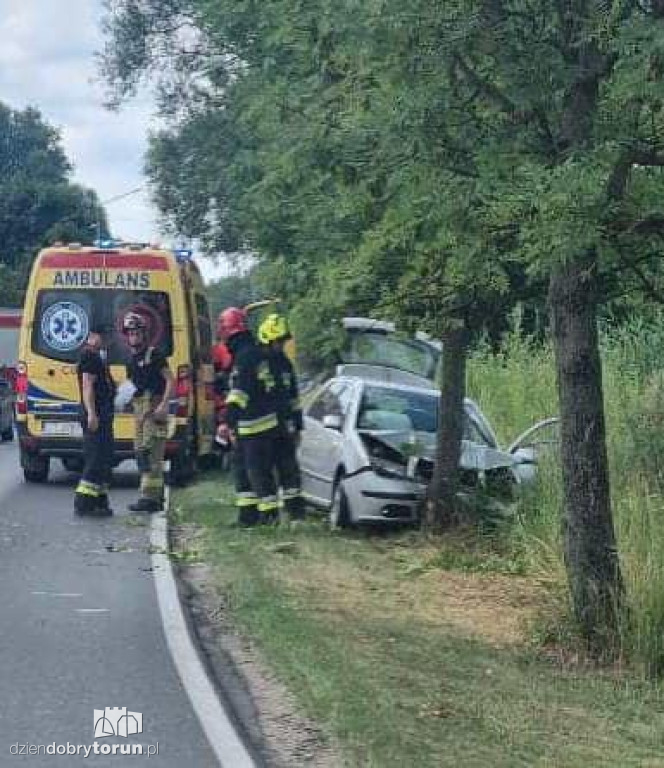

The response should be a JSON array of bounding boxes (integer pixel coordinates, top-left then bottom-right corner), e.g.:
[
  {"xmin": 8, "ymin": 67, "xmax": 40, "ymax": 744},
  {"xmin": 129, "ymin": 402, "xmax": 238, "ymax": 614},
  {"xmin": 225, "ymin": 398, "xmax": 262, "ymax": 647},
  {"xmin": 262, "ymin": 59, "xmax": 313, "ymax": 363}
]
[{"xmin": 322, "ymin": 413, "xmax": 343, "ymax": 431}]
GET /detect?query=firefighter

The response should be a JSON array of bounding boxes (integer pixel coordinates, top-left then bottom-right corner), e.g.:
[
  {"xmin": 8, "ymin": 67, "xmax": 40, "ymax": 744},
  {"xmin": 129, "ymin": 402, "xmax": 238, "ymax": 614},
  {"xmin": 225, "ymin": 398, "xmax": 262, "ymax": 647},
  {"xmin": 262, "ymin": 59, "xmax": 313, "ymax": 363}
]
[
  {"xmin": 123, "ymin": 312, "xmax": 175, "ymax": 513},
  {"xmin": 219, "ymin": 306, "xmax": 281, "ymax": 526},
  {"xmin": 74, "ymin": 325, "xmax": 116, "ymax": 517},
  {"xmin": 257, "ymin": 313, "xmax": 305, "ymax": 522}
]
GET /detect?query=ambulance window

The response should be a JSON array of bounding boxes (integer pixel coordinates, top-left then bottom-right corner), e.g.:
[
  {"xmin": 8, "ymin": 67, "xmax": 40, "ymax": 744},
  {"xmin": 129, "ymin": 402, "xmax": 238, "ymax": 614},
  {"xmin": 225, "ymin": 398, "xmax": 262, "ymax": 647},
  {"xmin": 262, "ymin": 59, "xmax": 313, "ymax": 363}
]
[
  {"xmin": 195, "ymin": 294, "xmax": 212, "ymax": 362},
  {"xmin": 32, "ymin": 289, "xmax": 173, "ymax": 364},
  {"xmin": 111, "ymin": 292, "xmax": 173, "ymax": 362}
]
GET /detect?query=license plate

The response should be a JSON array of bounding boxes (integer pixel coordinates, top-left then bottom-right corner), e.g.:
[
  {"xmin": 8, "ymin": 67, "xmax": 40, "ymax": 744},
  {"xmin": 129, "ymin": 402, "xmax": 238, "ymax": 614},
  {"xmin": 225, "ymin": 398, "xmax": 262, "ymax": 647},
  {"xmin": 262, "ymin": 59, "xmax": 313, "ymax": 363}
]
[{"xmin": 41, "ymin": 421, "xmax": 83, "ymax": 437}]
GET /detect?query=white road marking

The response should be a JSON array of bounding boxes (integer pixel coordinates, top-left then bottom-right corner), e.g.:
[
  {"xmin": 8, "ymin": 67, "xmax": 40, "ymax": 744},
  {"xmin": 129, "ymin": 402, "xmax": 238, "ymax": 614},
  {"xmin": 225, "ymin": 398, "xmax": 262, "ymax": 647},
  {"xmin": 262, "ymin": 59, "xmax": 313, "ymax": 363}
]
[
  {"xmin": 75, "ymin": 608, "xmax": 110, "ymax": 613},
  {"xmin": 151, "ymin": 483, "xmax": 256, "ymax": 768},
  {"xmin": 31, "ymin": 592, "xmax": 83, "ymax": 597}
]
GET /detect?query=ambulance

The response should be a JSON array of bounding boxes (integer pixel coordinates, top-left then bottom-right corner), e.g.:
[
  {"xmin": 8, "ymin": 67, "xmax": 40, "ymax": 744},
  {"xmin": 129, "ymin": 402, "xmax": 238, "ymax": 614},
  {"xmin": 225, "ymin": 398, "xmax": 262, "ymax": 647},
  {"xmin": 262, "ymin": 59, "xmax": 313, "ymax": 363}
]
[{"xmin": 15, "ymin": 243, "xmax": 216, "ymax": 483}]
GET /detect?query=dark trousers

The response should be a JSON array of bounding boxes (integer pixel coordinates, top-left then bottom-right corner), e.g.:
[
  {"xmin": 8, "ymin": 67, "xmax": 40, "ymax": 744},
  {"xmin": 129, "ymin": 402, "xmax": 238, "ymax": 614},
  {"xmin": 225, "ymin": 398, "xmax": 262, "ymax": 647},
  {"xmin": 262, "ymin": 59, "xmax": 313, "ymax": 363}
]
[
  {"xmin": 242, "ymin": 432, "xmax": 280, "ymax": 523},
  {"xmin": 273, "ymin": 429, "xmax": 304, "ymax": 519},
  {"xmin": 75, "ymin": 418, "xmax": 114, "ymax": 509},
  {"xmin": 232, "ymin": 441, "xmax": 260, "ymax": 526}
]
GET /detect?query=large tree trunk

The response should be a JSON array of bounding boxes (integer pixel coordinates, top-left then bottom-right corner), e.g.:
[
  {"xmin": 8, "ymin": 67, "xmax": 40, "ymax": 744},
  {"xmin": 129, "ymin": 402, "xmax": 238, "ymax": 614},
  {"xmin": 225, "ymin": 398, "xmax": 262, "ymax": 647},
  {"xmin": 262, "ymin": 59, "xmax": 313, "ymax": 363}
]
[
  {"xmin": 424, "ymin": 327, "xmax": 469, "ymax": 533},
  {"xmin": 548, "ymin": 257, "xmax": 623, "ymax": 646}
]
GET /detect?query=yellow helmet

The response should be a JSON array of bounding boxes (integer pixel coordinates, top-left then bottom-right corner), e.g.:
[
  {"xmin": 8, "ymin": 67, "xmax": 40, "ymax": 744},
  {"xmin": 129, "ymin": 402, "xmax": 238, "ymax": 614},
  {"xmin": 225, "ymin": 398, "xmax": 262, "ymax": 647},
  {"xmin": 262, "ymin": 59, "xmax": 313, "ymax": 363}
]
[{"xmin": 258, "ymin": 313, "xmax": 291, "ymax": 344}]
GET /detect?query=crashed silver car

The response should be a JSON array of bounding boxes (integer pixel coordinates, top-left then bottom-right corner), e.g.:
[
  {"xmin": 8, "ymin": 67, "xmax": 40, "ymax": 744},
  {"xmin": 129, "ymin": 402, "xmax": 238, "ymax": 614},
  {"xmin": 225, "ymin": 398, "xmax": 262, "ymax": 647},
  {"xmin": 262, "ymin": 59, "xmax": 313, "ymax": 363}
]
[{"xmin": 299, "ymin": 364, "xmax": 553, "ymax": 527}]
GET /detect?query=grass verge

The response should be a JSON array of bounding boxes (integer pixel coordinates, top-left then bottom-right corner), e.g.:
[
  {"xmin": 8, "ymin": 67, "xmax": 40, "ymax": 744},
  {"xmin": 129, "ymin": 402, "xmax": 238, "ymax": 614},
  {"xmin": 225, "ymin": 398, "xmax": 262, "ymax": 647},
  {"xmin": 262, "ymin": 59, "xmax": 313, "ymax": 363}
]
[{"xmin": 172, "ymin": 474, "xmax": 664, "ymax": 768}]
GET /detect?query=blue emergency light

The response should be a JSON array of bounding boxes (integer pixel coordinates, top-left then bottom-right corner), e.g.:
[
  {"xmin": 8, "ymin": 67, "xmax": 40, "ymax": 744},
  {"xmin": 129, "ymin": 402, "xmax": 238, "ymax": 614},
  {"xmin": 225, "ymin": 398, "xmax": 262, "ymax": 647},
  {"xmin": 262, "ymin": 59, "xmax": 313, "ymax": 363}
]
[
  {"xmin": 174, "ymin": 248, "xmax": 193, "ymax": 263},
  {"xmin": 93, "ymin": 238, "xmax": 121, "ymax": 249}
]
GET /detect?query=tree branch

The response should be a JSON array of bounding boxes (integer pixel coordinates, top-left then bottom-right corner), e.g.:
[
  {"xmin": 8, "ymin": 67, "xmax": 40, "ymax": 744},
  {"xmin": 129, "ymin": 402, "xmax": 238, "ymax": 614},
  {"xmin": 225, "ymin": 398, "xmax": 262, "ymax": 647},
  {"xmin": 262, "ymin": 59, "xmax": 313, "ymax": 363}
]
[
  {"xmin": 606, "ymin": 144, "xmax": 664, "ymax": 201},
  {"xmin": 453, "ymin": 54, "xmax": 518, "ymax": 116},
  {"xmin": 628, "ymin": 262, "xmax": 664, "ymax": 303},
  {"xmin": 629, "ymin": 214, "xmax": 664, "ymax": 236}
]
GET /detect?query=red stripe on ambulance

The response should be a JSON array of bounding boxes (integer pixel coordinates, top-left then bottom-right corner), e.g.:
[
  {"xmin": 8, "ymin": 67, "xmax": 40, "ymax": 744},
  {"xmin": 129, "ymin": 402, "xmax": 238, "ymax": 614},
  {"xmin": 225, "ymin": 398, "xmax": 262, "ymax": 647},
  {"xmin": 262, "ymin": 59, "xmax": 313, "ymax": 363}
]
[
  {"xmin": 0, "ymin": 313, "xmax": 21, "ymax": 328},
  {"xmin": 40, "ymin": 253, "xmax": 169, "ymax": 270}
]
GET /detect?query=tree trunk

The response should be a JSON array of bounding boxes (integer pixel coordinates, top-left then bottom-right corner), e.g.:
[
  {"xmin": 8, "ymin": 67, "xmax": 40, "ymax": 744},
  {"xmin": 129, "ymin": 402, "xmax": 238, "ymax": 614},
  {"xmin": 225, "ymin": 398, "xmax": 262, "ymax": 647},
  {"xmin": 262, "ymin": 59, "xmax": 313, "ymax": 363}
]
[
  {"xmin": 548, "ymin": 257, "xmax": 623, "ymax": 646},
  {"xmin": 424, "ymin": 327, "xmax": 469, "ymax": 533}
]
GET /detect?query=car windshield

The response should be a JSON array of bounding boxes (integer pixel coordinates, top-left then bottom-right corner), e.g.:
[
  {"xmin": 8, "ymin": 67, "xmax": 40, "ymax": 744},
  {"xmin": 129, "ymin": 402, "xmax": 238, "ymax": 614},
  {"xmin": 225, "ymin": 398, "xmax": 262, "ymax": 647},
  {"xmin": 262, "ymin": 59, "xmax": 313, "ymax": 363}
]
[
  {"xmin": 32, "ymin": 289, "xmax": 174, "ymax": 364},
  {"xmin": 357, "ymin": 385, "xmax": 493, "ymax": 445},
  {"xmin": 358, "ymin": 386, "xmax": 438, "ymax": 433}
]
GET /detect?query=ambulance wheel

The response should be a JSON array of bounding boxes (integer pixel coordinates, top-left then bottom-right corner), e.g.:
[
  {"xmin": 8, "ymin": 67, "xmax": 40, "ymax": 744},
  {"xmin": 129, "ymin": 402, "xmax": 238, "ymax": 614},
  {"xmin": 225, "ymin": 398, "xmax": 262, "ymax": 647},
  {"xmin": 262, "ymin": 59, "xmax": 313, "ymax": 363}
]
[{"xmin": 22, "ymin": 453, "xmax": 50, "ymax": 483}]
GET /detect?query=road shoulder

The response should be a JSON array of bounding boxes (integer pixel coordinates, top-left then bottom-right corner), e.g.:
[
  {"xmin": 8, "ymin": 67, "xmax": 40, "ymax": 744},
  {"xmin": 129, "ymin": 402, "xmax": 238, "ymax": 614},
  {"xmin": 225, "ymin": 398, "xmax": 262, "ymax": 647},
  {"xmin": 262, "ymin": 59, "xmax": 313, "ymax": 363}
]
[{"xmin": 170, "ymin": 520, "xmax": 342, "ymax": 768}]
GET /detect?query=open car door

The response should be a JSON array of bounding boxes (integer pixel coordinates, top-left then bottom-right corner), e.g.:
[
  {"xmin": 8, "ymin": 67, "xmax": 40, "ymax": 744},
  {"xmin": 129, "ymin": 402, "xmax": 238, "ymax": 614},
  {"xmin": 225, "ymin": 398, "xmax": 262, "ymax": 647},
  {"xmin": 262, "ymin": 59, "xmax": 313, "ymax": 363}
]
[{"xmin": 339, "ymin": 317, "xmax": 441, "ymax": 384}]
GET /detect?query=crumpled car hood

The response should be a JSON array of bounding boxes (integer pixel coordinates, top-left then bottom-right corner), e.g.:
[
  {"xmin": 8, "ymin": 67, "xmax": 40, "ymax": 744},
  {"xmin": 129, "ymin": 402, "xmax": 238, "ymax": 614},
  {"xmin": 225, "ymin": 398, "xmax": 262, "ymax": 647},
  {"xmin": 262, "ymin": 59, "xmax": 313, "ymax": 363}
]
[{"xmin": 360, "ymin": 430, "xmax": 517, "ymax": 472}]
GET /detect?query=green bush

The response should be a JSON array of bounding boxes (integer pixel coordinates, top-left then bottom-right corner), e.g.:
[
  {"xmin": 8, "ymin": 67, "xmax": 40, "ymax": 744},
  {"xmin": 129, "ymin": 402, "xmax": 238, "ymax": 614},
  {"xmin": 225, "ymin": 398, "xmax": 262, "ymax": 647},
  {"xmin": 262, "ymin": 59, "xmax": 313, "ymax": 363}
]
[{"xmin": 467, "ymin": 311, "xmax": 664, "ymax": 674}]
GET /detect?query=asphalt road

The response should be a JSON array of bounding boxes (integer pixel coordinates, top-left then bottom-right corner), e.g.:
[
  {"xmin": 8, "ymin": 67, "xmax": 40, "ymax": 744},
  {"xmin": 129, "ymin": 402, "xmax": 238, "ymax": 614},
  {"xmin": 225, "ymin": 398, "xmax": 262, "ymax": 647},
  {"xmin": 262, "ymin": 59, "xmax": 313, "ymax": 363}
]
[{"xmin": 0, "ymin": 439, "xmax": 221, "ymax": 767}]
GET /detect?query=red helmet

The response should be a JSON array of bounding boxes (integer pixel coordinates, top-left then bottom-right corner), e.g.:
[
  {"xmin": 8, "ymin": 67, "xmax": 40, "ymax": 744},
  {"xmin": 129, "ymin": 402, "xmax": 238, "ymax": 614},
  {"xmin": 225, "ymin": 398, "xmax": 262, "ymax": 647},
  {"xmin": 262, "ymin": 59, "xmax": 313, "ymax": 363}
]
[{"xmin": 217, "ymin": 307, "xmax": 248, "ymax": 341}]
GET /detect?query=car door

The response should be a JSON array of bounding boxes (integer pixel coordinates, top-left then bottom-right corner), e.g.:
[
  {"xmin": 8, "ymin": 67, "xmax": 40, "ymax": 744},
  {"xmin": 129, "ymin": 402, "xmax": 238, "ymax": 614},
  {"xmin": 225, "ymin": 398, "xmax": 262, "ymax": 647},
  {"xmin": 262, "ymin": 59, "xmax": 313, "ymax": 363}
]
[{"xmin": 300, "ymin": 381, "xmax": 353, "ymax": 506}]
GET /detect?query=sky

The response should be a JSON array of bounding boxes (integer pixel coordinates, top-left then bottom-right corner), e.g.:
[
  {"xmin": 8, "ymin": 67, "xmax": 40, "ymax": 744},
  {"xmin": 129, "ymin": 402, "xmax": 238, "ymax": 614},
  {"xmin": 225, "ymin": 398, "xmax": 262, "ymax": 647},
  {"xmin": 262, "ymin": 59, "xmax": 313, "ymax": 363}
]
[{"xmin": 0, "ymin": 0, "xmax": 226, "ymax": 282}]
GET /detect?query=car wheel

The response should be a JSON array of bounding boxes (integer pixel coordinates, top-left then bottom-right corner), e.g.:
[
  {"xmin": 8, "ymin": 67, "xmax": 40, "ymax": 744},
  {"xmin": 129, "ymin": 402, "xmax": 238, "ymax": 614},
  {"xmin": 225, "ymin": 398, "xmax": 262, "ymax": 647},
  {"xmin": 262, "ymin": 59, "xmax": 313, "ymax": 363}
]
[
  {"xmin": 22, "ymin": 453, "xmax": 50, "ymax": 483},
  {"xmin": 330, "ymin": 476, "xmax": 352, "ymax": 530},
  {"xmin": 1, "ymin": 427, "xmax": 13, "ymax": 442}
]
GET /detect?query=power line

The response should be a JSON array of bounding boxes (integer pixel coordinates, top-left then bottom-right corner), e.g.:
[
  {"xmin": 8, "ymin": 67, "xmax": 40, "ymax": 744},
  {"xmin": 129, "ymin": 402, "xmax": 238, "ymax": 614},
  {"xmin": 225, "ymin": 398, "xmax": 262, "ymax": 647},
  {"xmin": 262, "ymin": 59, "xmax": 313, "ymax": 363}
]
[{"xmin": 101, "ymin": 186, "xmax": 145, "ymax": 207}]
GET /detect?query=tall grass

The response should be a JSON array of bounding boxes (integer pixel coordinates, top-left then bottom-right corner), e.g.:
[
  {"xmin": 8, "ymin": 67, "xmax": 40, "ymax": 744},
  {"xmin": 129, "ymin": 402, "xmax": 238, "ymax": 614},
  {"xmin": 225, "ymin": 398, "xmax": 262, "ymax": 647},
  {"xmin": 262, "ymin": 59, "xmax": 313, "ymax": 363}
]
[{"xmin": 467, "ymin": 312, "xmax": 664, "ymax": 673}]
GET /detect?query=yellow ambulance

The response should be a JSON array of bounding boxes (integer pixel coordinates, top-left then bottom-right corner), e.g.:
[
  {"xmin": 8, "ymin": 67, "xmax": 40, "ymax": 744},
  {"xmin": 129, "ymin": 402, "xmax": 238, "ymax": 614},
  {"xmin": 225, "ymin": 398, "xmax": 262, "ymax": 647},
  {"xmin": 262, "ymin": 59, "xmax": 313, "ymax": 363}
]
[{"xmin": 15, "ymin": 243, "xmax": 216, "ymax": 484}]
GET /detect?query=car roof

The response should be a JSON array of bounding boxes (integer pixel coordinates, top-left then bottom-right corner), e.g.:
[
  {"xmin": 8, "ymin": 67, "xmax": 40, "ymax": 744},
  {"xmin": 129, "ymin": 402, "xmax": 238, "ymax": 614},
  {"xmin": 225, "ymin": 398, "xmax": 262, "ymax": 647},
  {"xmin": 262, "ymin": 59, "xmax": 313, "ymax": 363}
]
[
  {"xmin": 335, "ymin": 363, "xmax": 438, "ymax": 389},
  {"xmin": 330, "ymin": 374, "xmax": 485, "ymax": 412},
  {"xmin": 333, "ymin": 374, "xmax": 437, "ymax": 398}
]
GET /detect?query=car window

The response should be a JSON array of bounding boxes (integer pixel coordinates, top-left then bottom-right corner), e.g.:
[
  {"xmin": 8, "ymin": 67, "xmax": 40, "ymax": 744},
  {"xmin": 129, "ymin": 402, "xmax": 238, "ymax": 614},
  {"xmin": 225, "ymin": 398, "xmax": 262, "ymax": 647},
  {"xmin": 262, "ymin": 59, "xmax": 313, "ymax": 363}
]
[
  {"xmin": 306, "ymin": 382, "xmax": 352, "ymax": 423},
  {"xmin": 356, "ymin": 385, "xmax": 492, "ymax": 441},
  {"xmin": 358, "ymin": 386, "xmax": 438, "ymax": 432},
  {"xmin": 331, "ymin": 382, "xmax": 353, "ymax": 416},
  {"xmin": 307, "ymin": 384, "xmax": 338, "ymax": 422}
]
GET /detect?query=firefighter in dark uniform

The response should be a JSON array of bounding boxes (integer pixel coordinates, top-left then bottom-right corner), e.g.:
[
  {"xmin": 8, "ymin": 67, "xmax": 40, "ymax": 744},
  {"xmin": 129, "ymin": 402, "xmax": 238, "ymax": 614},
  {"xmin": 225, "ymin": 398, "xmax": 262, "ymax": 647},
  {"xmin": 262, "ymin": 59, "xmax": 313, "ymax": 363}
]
[
  {"xmin": 74, "ymin": 325, "xmax": 116, "ymax": 517},
  {"xmin": 219, "ymin": 306, "xmax": 281, "ymax": 526},
  {"xmin": 257, "ymin": 313, "xmax": 305, "ymax": 522},
  {"xmin": 123, "ymin": 312, "xmax": 175, "ymax": 513}
]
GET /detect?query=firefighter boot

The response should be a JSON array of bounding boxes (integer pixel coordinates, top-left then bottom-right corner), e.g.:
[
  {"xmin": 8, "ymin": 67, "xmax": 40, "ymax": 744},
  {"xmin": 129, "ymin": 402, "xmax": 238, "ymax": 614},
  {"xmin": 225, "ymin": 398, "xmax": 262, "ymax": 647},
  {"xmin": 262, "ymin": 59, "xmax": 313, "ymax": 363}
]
[
  {"xmin": 74, "ymin": 493, "xmax": 99, "ymax": 517},
  {"xmin": 91, "ymin": 494, "xmax": 113, "ymax": 517},
  {"xmin": 128, "ymin": 497, "xmax": 163, "ymax": 513},
  {"xmin": 236, "ymin": 505, "xmax": 260, "ymax": 528}
]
